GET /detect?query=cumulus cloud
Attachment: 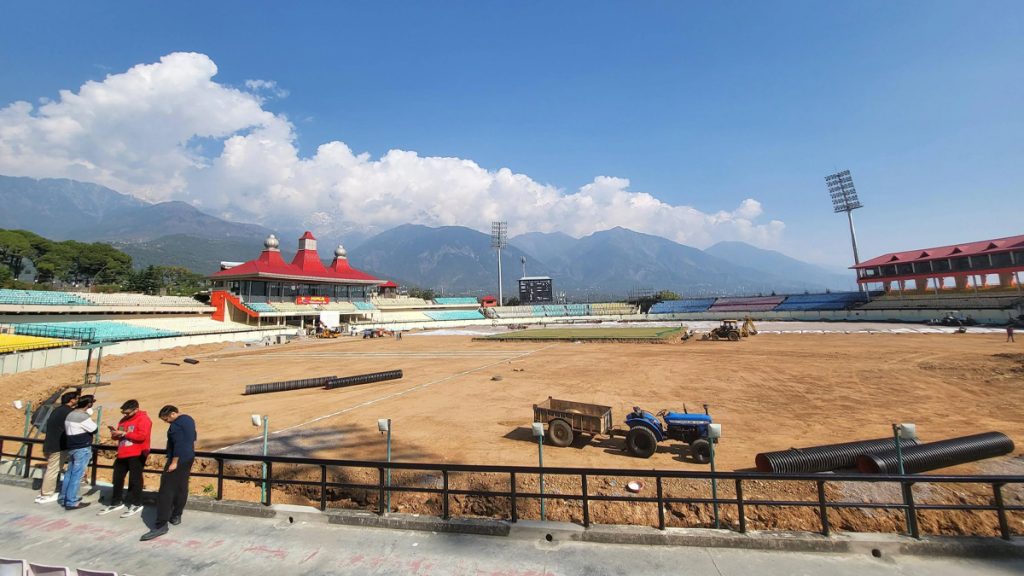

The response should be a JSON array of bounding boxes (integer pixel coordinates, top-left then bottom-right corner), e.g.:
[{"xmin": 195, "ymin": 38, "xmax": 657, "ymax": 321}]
[{"xmin": 0, "ymin": 52, "xmax": 785, "ymax": 248}]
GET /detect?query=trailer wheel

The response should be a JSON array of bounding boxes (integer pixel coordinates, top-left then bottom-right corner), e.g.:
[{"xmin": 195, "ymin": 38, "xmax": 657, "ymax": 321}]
[
  {"xmin": 547, "ymin": 419, "xmax": 574, "ymax": 447},
  {"xmin": 626, "ymin": 426, "xmax": 657, "ymax": 458},
  {"xmin": 690, "ymin": 439, "xmax": 711, "ymax": 464}
]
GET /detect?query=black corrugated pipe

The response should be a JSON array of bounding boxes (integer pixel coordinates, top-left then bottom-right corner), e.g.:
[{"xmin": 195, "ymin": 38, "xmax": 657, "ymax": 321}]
[
  {"xmin": 755, "ymin": 437, "xmax": 920, "ymax": 473},
  {"xmin": 243, "ymin": 375, "xmax": 337, "ymax": 395},
  {"xmin": 856, "ymin": 432, "xmax": 1015, "ymax": 474},
  {"xmin": 324, "ymin": 370, "xmax": 403, "ymax": 390}
]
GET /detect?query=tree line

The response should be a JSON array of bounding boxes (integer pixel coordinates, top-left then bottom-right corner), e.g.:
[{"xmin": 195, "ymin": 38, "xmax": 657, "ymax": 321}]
[{"xmin": 0, "ymin": 228, "xmax": 207, "ymax": 296}]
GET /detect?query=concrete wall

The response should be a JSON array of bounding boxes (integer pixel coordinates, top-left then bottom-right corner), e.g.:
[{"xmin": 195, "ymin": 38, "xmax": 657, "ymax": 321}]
[{"xmin": 0, "ymin": 328, "xmax": 295, "ymax": 376}]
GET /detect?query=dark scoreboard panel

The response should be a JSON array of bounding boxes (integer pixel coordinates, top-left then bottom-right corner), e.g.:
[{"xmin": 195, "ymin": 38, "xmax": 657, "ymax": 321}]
[{"xmin": 519, "ymin": 277, "xmax": 553, "ymax": 303}]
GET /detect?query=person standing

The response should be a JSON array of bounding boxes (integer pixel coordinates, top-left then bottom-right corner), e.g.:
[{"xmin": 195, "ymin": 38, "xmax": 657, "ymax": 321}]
[
  {"xmin": 141, "ymin": 405, "xmax": 196, "ymax": 541},
  {"xmin": 35, "ymin": 391, "xmax": 79, "ymax": 504},
  {"xmin": 1009, "ymin": 324, "xmax": 1016, "ymax": 343},
  {"xmin": 59, "ymin": 394, "xmax": 97, "ymax": 511},
  {"xmin": 97, "ymin": 400, "xmax": 152, "ymax": 518}
]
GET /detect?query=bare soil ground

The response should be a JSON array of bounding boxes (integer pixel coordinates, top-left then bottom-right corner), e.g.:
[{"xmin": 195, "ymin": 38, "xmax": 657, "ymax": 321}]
[{"xmin": 2, "ymin": 331, "xmax": 1022, "ymax": 536}]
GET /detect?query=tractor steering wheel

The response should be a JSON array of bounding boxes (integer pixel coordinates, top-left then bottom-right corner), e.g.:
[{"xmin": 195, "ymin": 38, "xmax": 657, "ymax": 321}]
[{"xmin": 656, "ymin": 409, "xmax": 668, "ymax": 418}]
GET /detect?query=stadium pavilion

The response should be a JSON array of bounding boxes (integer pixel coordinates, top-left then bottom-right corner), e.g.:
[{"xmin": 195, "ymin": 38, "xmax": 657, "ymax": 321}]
[
  {"xmin": 853, "ymin": 234, "xmax": 1024, "ymax": 294},
  {"xmin": 208, "ymin": 232, "xmax": 382, "ymax": 326}
]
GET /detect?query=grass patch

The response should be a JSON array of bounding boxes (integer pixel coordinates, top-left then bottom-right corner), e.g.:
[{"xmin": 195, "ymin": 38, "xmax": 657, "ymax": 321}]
[{"xmin": 479, "ymin": 326, "xmax": 684, "ymax": 342}]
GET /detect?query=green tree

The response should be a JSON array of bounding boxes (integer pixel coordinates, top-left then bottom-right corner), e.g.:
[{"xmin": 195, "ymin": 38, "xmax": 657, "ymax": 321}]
[{"xmin": 655, "ymin": 290, "xmax": 682, "ymax": 300}]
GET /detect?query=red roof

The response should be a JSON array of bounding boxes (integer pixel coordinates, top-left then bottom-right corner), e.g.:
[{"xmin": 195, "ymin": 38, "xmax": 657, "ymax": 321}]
[
  {"xmin": 210, "ymin": 233, "xmax": 380, "ymax": 284},
  {"xmin": 379, "ymin": 280, "xmax": 398, "ymax": 288},
  {"xmin": 299, "ymin": 231, "xmax": 316, "ymax": 240},
  {"xmin": 853, "ymin": 234, "xmax": 1024, "ymax": 269}
]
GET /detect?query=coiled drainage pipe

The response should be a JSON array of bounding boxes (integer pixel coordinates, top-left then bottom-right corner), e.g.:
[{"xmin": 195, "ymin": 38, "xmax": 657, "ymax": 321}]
[
  {"xmin": 324, "ymin": 369, "xmax": 403, "ymax": 390},
  {"xmin": 856, "ymin": 432, "xmax": 1015, "ymax": 474},
  {"xmin": 755, "ymin": 437, "xmax": 920, "ymax": 473},
  {"xmin": 243, "ymin": 375, "xmax": 336, "ymax": 395}
]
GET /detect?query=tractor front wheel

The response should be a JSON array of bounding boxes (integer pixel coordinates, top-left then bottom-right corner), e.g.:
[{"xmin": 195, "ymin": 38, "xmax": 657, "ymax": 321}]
[
  {"xmin": 728, "ymin": 332, "xmax": 740, "ymax": 341},
  {"xmin": 547, "ymin": 419, "xmax": 574, "ymax": 447},
  {"xmin": 625, "ymin": 426, "xmax": 657, "ymax": 458},
  {"xmin": 690, "ymin": 439, "xmax": 711, "ymax": 464}
]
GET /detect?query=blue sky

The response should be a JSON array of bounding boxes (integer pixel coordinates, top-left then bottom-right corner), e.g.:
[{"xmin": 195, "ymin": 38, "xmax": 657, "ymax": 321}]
[{"xmin": 1, "ymin": 1, "xmax": 1021, "ymax": 268}]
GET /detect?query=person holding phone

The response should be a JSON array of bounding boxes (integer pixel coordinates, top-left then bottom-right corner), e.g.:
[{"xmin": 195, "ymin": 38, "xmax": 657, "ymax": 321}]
[{"xmin": 97, "ymin": 400, "xmax": 152, "ymax": 518}]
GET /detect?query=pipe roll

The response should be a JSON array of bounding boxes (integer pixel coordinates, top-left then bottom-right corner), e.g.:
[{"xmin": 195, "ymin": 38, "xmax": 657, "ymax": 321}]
[
  {"xmin": 856, "ymin": 432, "xmax": 1015, "ymax": 474},
  {"xmin": 243, "ymin": 375, "xmax": 337, "ymax": 395},
  {"xmin": 755, "ymin": 437, "xmax": 919, "ymax": 473},
  {"xmin": 323, "ymin": 370, "xmax": 403, "ymax": 390}
]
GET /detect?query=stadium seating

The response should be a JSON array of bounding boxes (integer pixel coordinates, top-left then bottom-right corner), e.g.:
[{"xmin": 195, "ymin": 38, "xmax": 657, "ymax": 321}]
[
  {"xmin": 13, "ymin": 321, "xmax": 180, "ymax": 343},
  {"xmin": 121, "ymin": 318, "xmax": 256, "ymax": 334},
  {"xmin": 0, "ymin": 289, "xmax": 93, "ymax": 306},
  {"xmin": 590, "ymin": 302, "xmax": 638, "ymax": 315},
  {"xmin": 707, "ymin": 296, "xmax": 786, "ymax": 312},
  {"xmin": 0, "ymin": 335, "xmax": 74, "ymax": 355},
  {"xmin": 432, "ymin": 297, "xmax": 479, "ymax": 305},
  {"xmin": 423, "ymin": 310, "xmax": 485, "ymax": 321},
  {"xmin": 855, "ymin": 295, "xmax": 1023, "ymax": 310},
  {"xmin": 73, "ymin": 292, "xmax": 205, "ymax": 307},
  {"xmin": 245, "ymin": 302, "xmax": 277, "ymax": 313},
  {"xmin": 774, "ymin": 292, "xmax": 870, "ymax": 312},
  {"xmin": 649, "ymin": 299, "xmax": 716, "ymax": 314},
  {"xmin": 352, "ymin": 301, "xmax": 377, "ymax": 311}
]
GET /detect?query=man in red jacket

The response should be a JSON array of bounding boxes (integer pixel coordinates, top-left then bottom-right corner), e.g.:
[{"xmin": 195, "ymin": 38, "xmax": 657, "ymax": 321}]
[{"xmin": 97, "ymin": 400, "xmax": 152, "ymax": 517}]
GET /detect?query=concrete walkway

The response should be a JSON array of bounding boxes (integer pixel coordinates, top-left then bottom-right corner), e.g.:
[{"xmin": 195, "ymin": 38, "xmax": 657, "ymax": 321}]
[{"xmin": 0, "ymin": 482, "xmax": 1021, "ymax": 576}]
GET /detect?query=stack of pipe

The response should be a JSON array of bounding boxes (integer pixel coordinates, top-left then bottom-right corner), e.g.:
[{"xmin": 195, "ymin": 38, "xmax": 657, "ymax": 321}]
[
  {"xmin": 755, "ymin": 437, "xmax": 917, "ymax": 473},
  {"xmin": 243, "ymin": 375, "xmax": 336, "ymax": 395},
  {"xmin": 324, "ymin": 370, "xmax": 403, "ymax": 390},
  {"xmin": 856, "ymin": 432, "xmax": 1015, "ymax": 474}
]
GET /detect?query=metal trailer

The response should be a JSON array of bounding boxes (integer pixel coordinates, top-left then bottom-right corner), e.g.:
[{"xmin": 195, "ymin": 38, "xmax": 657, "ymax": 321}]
[{"xmin": 532, "ymin": 397, "xmax": 613, "ymax": 447}]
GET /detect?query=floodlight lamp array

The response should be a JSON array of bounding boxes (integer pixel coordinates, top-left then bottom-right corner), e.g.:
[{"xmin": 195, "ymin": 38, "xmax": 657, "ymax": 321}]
[
  {"xmin": 825, "ymin": 170, "xmax": 863, "ymax": 213},
  {"xmin": 490, "ymin": 221, "xmax": 508, "ymax": 249}
]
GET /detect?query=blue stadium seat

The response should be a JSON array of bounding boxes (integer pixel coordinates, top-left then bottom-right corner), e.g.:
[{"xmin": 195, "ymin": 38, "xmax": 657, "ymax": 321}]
[
  {"xmin": 649, "ymin": 299, "xmax": 716, "ymax": 314},
  {"xmin": 14, "ymin": 321, "xmax": 180, "ymax": 343},
  {"xmin": 424, "ymin": 310, "xmax": 485, "ymax": 321},
  {"xmin": 432, "ymin": 297, "xmax": 479, "ymax": 305},
  {"xmin": 353, "ymin": 301, "xmax": 376, "ymax": 311},
  {"xmin": 0, "ymin": 289, "xmax": 93, "ymax": 306}
]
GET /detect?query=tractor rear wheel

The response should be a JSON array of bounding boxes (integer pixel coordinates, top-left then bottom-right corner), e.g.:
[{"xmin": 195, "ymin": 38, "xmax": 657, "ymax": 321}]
[
  {"xmin": 625, "ymin": 426, "xmax": 657, "ymax": 458},
  {"xmin": 547, "ymin": 419, "xmax": 574, "ymax": 447},
  {"xmin": 728, "ymin": 332, "xmax": 740, "ymax": 341},
  {"xmin": 690, "ymin": 439, "xmax": 711, "ymax": 464}
]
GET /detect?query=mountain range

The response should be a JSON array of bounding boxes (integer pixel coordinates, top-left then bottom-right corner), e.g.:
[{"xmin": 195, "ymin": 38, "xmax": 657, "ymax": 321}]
[{"xmin": 1, "ymin": 175, "xmax": 855, "ymax": 296}]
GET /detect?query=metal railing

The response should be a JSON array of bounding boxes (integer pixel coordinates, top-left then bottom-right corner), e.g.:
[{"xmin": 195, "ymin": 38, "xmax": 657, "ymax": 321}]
[{"xmin": 2, "ymin": 434, "xmax": 1020, "ymax": 540}]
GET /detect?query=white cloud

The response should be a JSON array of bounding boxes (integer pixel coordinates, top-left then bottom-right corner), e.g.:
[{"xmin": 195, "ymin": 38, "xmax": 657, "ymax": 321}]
[{"xmin": 0, "ymin": 52, "xmax": 785, "ymax": 248}]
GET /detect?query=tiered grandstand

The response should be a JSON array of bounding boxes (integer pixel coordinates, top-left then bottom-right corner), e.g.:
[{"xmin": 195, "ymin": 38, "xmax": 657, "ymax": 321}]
[
  {"xmin": 708, "ymin": 296, "xmax": 786, "ymax": 312},
  {"xmin": 0, "ymin": 334, "xmax": 74, "ymax": 354},
  {"xmin": 423, "ymin": 310, "xmax": 486, "ymax": 321},
  {"xmin": 432, "ymin": 297, "xmax": 480, "ymax": 306},
  {"xmin": 13, "ymin": 321, "xmax": 180, "ymax": 342},
  {"xmin": 855, "ymin": 292, "xmax": 1022, "ymax": 311},
  {"xmin": 649, "ymin": 298, "xmax": 717, "ymax": 314},
  {"xmin": 487, "ymin": 302, "xmax": 638, "ymax": 319},
  {"xmin": 72, "ymin": 292, "xmax": 206, "ymax": 307},
  {"xmin": 773, "ymin": 292, "xmax": 870, "ymax": 311},
  {"xmin": 0, "ymin": 289, "xmax": 93, "ymax": 306}
]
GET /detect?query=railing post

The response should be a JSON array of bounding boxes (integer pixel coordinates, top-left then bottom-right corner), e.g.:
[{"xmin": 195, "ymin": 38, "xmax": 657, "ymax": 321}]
[
  {"xmin": 22, "ymin": 442, "xmax": 33, "ymax": 479},
  {"xmin": 378, "ymin": 467, "xmax": 386, "ymax": 516},
  {"xmin": 993, "ymin": 483, "xmax": 1010, "ymax": 541},
  {"xmin": 216, "ymin": 458, "xmax": 224, "ymax": 500},
  {"xmin": 264, "ymin": 461, "xmax": 273, "ymax": 506},
  {"xmin": 902, "ymin": 481, "xmax": 919, "ymax": 539},
  {"xmin": 581, "ymin": 474, "xmax": 590, "ymax": 528},
  {"xmin": 510, "ymin": 472, "xmax": 518, "ymax": 523},
  {"xmin": 320, "ymin": 465, "xmax": 328, "ymax": 511},
  {"xmin": 656, "ymin": 476, "xmax": 665, "ymax": 530},
  {"xmin": 442, "ymin": 470, "xmax": 450, "ymax": 520},
  {"xmin": 735, "ymin": 479, "xmax": 746, "ymax": 534},
  {"xmin": 89, "ymin": 446, "xmax": 99, "ymax": 486},
  {"xmin": 816, "ymin": 479, "xmax": 830, "ymax": 536}
]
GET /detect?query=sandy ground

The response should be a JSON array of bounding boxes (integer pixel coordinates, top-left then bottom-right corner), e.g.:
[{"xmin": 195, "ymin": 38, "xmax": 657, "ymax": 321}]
[
  {"xmin": 1, "ymin": 329, "xmax": 1021, "ymax": 472},
  {"xmin": 2, "ymin": 329, "xmax": 1022, "ymax": 535}
]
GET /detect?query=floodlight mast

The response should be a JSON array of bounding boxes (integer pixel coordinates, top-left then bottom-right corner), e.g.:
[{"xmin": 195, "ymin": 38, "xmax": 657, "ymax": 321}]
[
  {"xmin": 825, "ymin": 170, "xmax": 865, "ymax": 292},
  {"xmin": 491, "ymin": 221, "xmax": 508, "ymax": 304}
]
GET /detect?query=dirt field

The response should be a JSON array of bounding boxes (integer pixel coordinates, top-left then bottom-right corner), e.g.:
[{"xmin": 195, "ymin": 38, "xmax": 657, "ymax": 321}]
[{"xmin": 2, "ymin": 330, "xmax": 1022, "ymax": 535}]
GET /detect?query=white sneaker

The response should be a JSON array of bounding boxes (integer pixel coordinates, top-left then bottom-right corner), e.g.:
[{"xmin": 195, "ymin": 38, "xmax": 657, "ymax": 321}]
[
  {"xmin": 97, "ymin": 504, "xmax": 125, "ymax": 516},
  {"xmin": 35, "ymin": 494, "xmax": 59, "ymax": 504},
  {"xmin": 119, "ymin": 505, "xmax": 143, "ymax": 518}
]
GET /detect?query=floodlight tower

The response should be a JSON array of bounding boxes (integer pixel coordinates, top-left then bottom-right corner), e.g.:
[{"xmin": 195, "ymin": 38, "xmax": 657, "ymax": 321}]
[
  {"xmin": 825, "ymin": 170, "xmax": 865, "ymax": 291},
  {"xmin": 491, "ymin": 221, "xmax": 508, "ymax": 304}
]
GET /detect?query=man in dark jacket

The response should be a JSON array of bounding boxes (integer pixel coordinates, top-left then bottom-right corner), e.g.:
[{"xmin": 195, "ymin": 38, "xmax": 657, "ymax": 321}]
[
  {"xmin": 35, "ymin": 391, "xmax": 79, "ymax": 504},
  {"xmin": 141, "ymin": 405, "xmax": 196, "ymax": 541}
]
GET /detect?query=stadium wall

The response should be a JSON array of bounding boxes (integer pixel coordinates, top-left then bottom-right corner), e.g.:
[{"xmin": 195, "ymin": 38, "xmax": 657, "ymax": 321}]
[
  {"xmin": 644, "ymin": 307, "xmax": 1020, "ymax": 324},
  {"xmin": 0, "ymin": 327, "xmax": 295, "ymax": 376}
]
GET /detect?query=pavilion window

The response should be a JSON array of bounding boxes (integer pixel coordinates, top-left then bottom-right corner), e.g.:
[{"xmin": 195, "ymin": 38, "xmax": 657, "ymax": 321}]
[
  {"xmin": 897, "ymin": 263, "xmax": 914, "ymax": 275},
  {"xmin": 990, "ymin": 252, "xmax": 1012, "ymax": 268},
  {"xmin": 952, "ymin": 257, "xmax": 971, "ymax": 271},
  {"xmin": 933, "ymin": 259, "xmax": 951, "ymax": 272},
  {"xmin": 881, "ymin": 265, "xmax": 897, "ymax": 277}
]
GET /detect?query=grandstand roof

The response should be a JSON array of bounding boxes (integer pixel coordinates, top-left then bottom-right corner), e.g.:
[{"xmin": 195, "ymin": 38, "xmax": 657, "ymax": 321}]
[
  {"xmin": 853, "ymin": 234, "xmax": 1024, "ymax": 269},
  {"xmin": 209, "ymin": 232, "xmax": 380, "ymax": 284},
  {"xmin": 380, "ymin": 280, "xmax": 398, "ymax": 288}
]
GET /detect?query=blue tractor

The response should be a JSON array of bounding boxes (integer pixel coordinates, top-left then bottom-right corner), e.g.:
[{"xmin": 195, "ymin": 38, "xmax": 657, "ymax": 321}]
[{"xmin": 624, "ymin": 405, "xmax": 716, "ymax": 463}]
